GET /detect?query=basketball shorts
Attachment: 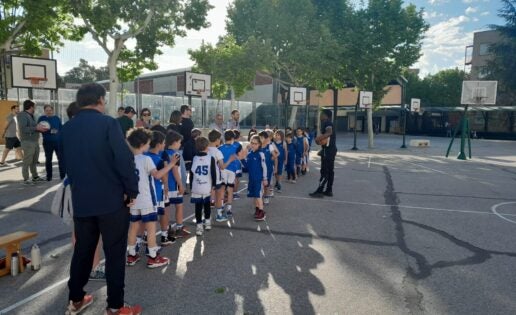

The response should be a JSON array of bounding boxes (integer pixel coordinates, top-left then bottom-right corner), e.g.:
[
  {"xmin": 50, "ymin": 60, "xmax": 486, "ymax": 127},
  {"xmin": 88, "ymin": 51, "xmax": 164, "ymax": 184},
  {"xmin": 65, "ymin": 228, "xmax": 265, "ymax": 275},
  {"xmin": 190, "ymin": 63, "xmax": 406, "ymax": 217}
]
[
  {"xmin": 168, "ymin": 190, "xmax": 184, "ymax": 204},
  {"xmin": 247, "ymin": 179, "xmax": 264, "ymax": 198},
  {"xmin": 130, "ymin": 207, "xmax": 158, "ymax": 222},
  {"xmin": 221, "ymin": 169, "xmax": 236, "ymax": 187},
  {"xmin": 190, "ymin": 193, "xmax": 211, "ymax": 204},
  {"xmin": 5, "ymin": 137, "xmax": 21, "ymax": 150}
]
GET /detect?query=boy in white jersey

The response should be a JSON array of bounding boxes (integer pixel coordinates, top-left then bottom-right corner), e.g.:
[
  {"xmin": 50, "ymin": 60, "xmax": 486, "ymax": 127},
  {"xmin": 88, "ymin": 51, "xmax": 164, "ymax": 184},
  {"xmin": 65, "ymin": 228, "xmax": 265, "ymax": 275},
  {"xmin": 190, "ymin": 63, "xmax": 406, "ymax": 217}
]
[
  {"xmin": 190, "ymin": 137, "xmax": 217, "ymax": 236},
  {"xmin": 208, "ymin": 129, "xmax": 235, "ymax": 222},
  {"xmin": 126, "ymin": 128, "xmax": 179, "ymax": 268}
]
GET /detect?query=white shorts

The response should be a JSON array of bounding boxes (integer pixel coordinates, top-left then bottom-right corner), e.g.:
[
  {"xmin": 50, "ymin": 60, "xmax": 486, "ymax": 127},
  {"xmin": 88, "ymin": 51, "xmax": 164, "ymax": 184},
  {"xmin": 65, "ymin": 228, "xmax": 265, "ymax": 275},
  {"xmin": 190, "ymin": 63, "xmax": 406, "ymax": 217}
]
[
  {"xmin": 190, "ymin": 193, "xmax": 211, "ymax": 204},
  {"xmin": 221, "ymin": 169, "xmax": 236, "ymax": 187},
  {"xmin": 130, "ymin": 207, "xmax": 158, "ymax": 222},
  {"xmin": 168, "ymin": 190, "xmax": 184, "ymax": 204}
]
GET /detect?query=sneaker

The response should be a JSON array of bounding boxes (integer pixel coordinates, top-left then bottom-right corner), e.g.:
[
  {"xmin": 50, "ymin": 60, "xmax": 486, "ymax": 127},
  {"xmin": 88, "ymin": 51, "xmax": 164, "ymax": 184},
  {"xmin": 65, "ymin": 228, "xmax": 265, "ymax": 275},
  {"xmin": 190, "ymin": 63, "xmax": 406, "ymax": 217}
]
[
  {"xmin": 255, "ymin": 210, "xmax": 266, "ymax": 221},
  {"xmin": 215, "ymin": 213, "xmax": 228, "ymax": 222},
  {"xmin": 126, "ymin": 254, "xmax": 140, "ymax": 266},
  {"xmin": 174, "ymin": 226, "xmax": 191, "ymax": 238},
  {"xmin": 32, "ymin": 176, "xmax": 46, "ymax": 182},
  {"xmin": 263, "ymin": 197, "xmax": 270, "ymax": 205},
  {"xmin": 0, "ymin": 162, "xmax": 8, "ymax": 167},
  {"xmin": 233, "ymin": 193, "xmax": 241, "ymax": 200},
  {"xmin": 309, "ymin": 190, "xmax": 324, "ymax": 198},
  {"xmin": 204, "ymin": 218, "xmax": 212, "ymax": 230},
  {"xmin": 160, "ymin": 235, "xmax": 176, "ymax": 246},
  {"xmin": 89, "ymin": 269, "xmax": 106, "ymax": 281},
  {"xmin": 196, "ymin": 223, "xmax": 203, "ymax": 236},
  {"xmin": 104, "ymin": 304, "xmax": 142, "ymax": 315},
  {"xmin": 65, "ymin": 294, "xmax": 93, "ymax": 315},
  {"xmin": 142, "ymin": 234, "xmax": 148, "ymax": 244},
  {"xmin": 323, "ymin": 191, "xmax": 333, "ymax": 197},
  {"xmin": 254, "ymin": 208, "xmax": 260, "ymax": 219},
  {"xmin": 226, "ymin": 210, "xmax": 233, "ymax": 218},
  {"xmin": 147, "ymin": 254, "xmax": 170, "ymax": 268},
  {"xmin": 291, "ymin": 179, "xmax": 297, "ymax": 183},
  {"xmin": 23, "ymin": 180, "xmax": 35, "ymax": 185}
]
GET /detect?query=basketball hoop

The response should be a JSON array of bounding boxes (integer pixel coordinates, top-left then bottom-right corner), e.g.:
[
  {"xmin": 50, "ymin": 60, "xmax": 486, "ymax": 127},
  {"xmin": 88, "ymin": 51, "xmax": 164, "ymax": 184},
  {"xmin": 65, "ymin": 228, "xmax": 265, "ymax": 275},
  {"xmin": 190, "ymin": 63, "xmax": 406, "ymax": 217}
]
[{"xmin": 28, "ymin": 77, "xmax": 48, "ymax": 89}]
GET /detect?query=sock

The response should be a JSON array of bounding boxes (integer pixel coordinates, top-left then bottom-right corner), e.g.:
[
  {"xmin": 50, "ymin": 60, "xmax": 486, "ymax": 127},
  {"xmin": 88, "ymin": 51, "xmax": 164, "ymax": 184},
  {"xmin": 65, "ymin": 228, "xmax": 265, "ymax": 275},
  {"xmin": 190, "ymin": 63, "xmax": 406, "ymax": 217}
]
[
  {"xmin": 226, "ymin": 204, "xmax": 232, "ymax": 211},
  {"xmin": 127, "ymin": 245, "xmax": 136, "ymax": 256},
  {"xmin": 161, "ymin": 230, "xmax": 168, "ymax": 237},
  {"xmin": 147, "ymin": 246, "xmax": 160, "ymax": 258},
  {"xmin": 176, "ymin": 224, "xmax": 183, "ymax": 231},
  {"xmin": 217, "ymin": 207, "xmax": 223, "ymax": 216}
]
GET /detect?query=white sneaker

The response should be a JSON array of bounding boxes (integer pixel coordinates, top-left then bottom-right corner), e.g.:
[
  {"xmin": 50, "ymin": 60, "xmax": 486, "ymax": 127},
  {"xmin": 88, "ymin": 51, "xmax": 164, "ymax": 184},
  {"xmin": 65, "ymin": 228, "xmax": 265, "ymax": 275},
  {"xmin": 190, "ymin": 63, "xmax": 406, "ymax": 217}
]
[
  {"xmin": 204, "ymin": 218, "xmax": 212, "ymax": 230},
  {"xmin": 196, "ymin": 223, "xmax": 203, "ymax": 236},
  {"xmin": 263, "ymin": 197, "xmax": 270, "ymax": 205}
]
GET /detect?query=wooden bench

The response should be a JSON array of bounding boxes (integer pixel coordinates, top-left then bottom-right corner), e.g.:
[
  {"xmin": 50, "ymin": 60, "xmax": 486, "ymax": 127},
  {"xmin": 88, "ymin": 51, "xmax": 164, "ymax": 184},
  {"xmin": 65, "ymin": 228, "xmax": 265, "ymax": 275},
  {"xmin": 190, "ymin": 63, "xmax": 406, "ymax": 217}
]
[
  {"xmin": 0, "ymin": 231, "xmax": 38, "ymax": 277},
  {"xmin": 409, "ymin": 139, "xmax": 430, "ymax": 147}
]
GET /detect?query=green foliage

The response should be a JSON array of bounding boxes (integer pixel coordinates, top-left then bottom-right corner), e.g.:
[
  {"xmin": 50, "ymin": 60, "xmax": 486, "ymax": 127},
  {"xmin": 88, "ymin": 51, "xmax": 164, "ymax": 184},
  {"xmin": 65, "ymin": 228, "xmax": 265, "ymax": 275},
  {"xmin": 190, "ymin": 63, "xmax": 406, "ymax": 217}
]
[
  {"xmin": 487, "ymin": 0, "xmax": 516, "ymax": 103},
  {"xmin": 189, "ymin": 35, "xmax": 273, "ymax": 100},
  {"xmin": 405, "ymin": 68, "xmax": 466, "ymax": 107},
  {"xmin": 63, "ymin": 59, "xmax": 109, "ymax": 84},
  {"xmin": 73, "ymin": 0, "xmax": 213, "ymax": 81},
  {"xmin": 0, "ymin": 0, "xmax": 82, "ymax": 54}
]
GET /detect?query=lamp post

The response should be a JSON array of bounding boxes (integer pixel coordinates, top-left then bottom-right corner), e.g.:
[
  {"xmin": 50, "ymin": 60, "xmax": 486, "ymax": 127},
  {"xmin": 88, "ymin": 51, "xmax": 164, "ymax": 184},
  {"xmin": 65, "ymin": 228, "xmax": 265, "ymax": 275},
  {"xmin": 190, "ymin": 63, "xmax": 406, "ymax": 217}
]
[{"xmin": 399, "ymin": 75, "xmax": 408, "ymax": 149}]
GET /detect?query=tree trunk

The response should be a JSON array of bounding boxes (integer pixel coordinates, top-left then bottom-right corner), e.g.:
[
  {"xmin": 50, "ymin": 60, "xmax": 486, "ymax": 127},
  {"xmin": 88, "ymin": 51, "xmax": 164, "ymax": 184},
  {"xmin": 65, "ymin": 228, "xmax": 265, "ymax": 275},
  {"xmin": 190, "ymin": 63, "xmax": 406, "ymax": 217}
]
[
  {"xmin": 367, "ymin": 108, "xmax": 374, "ymax": 148},
  {"xmin": 107, "ymin": 53, "xmax": 118, "ymax": 117}
]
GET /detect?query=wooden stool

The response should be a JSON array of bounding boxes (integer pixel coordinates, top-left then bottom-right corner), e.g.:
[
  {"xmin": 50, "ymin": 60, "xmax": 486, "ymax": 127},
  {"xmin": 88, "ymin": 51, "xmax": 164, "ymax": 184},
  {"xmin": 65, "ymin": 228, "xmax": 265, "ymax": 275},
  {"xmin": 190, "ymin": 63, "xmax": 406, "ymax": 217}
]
[{"xmin": 0, "ymin": 231, "xmax": 38, "ymax": 277}]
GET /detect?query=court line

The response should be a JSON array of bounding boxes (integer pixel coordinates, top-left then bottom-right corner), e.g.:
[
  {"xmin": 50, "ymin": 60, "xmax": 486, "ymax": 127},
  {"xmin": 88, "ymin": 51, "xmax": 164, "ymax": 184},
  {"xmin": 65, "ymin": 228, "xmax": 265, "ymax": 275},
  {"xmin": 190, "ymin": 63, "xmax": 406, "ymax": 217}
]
[
  {"xmin": 491, "ymin": 202, "xmax": 516, "ymax": 224},
  {"xmin": 0, "ymin": 184, "xmax": 250, "ymax": 314},
  {"xmin": 277, "ymin": 195, "xmax": 516, "ymax": 217}
]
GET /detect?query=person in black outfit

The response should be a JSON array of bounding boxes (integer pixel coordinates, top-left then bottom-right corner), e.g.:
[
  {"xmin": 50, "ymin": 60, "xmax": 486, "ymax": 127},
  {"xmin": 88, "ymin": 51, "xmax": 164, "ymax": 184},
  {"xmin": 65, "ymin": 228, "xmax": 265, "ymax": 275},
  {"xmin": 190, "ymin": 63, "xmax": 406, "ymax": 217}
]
[
  {"xmin": 60, "ymin": 83, "xmax": 140, "ymax": 314},
  {"xmin": 179, "ymin": 105, "xmax": 194, "ymax": 171},
  {"xmin": 309, "ymin": 109, "xmax": 337, "ymax": 198}
]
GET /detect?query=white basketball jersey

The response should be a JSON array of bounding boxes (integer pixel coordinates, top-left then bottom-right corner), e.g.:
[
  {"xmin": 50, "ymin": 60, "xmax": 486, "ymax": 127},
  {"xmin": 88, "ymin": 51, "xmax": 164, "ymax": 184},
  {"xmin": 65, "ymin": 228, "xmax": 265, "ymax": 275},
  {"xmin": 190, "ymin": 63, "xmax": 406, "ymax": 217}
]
[
  {"xmin": 191, "ymin": 154, "xmax": 214, "ymax": 196},
  {"xmin": 132, "ymin": 154, "xmax": 157, "ymax": 210},
  {"xmin": 208, "ymin": 146, "xmax": 224, "ymax": 184}
]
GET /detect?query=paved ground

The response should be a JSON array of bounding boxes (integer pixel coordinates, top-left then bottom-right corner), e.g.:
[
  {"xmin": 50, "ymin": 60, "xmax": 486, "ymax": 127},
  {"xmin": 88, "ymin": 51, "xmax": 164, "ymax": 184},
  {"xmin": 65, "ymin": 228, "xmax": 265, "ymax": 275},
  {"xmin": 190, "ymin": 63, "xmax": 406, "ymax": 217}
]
[{"xmin": 1, "ymin": 133, "xmax": 516, "ymax": 315}]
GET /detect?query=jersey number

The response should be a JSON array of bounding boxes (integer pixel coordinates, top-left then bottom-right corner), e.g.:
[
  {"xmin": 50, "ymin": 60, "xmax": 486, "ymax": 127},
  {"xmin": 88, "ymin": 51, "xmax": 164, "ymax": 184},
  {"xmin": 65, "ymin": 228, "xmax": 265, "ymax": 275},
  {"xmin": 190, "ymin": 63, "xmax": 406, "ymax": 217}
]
[{"xmin": 195, "ymin": 165, "xmax": 208, "ymax": 176}]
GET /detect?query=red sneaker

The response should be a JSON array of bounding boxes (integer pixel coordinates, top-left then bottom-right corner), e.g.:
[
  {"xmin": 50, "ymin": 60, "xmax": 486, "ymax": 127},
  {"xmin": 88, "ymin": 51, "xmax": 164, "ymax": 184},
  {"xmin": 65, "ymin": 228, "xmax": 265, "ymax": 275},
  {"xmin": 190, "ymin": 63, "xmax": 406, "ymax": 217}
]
[
  {"xmin": 254, "ymin": 208, "xmax": 260, "ymax": 219},
  {"xmin": 255, "ymin": 210, "xmax": 266, "ymax": 221},
  {"xmin": 104, "ymin": 304, "xmax": 142, "ymax": 315},
  {"xmin": 126, "ymin": 254, "xmax": 140, "ymax": 266},
  {"xmin": 66, "ymin": 294, "xmax": 93, "ymax": 315},
  {"xmin": 147, "ymin": 254, "xmax": 170, "ymax": 269}
]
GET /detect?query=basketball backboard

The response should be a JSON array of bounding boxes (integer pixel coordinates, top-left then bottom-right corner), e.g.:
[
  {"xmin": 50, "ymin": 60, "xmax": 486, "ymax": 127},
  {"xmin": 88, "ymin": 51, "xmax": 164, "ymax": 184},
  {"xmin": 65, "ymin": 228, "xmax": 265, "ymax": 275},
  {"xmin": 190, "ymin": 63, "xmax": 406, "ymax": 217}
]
[
  {"xmin": 11, "ymin": 56, "xmax": 57, "ymax": 90},
  {"xmin": 461, "ymin": 81, "xmax": 497, "ymax": 105},
  {"xmin": 289, "ymin": 87, "xmax": 307, "ymax": 105},
  {"xmin": 185, "ymin": 72, "xmax": 211, "ymax": 97},
  {"xmin": 359, "ymin": 91, "xmax": 372, "ymax": 109},
  {"xmin": 411, "ymin": 98, "xmax": 420, "ymax": 113}
]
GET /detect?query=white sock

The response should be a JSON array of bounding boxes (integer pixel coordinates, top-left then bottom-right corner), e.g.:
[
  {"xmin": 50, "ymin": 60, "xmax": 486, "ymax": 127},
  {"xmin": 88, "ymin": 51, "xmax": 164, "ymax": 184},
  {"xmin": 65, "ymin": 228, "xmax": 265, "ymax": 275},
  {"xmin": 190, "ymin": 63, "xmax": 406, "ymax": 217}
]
[
  {"xmin": 127, "ymin": 245, "xmax": 136, "ymax": 256},
  {"xmin": 161, "ymin": 230, "xmax": 168, "ymax": 237},
  {"xmin": 147, "ymin": 246, "xmax": 160, "ymax": 258}
]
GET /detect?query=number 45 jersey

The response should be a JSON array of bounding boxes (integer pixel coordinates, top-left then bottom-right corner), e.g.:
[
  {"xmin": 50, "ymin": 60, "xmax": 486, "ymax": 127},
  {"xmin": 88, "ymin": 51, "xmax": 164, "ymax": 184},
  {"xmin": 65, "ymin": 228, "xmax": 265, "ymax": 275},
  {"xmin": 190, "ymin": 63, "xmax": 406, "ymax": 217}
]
[{"xmin": 190, "ymin": 152, "xmax": 217, "ymax": 197}]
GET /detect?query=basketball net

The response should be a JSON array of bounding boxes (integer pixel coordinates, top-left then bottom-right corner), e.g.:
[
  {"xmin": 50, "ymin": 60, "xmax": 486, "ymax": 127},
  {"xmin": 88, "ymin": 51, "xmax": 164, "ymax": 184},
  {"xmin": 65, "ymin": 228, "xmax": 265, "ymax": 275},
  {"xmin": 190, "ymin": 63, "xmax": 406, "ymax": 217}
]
[{"xmin": 28, "ymin": 77, "xmax": 48, "ymax": 89}]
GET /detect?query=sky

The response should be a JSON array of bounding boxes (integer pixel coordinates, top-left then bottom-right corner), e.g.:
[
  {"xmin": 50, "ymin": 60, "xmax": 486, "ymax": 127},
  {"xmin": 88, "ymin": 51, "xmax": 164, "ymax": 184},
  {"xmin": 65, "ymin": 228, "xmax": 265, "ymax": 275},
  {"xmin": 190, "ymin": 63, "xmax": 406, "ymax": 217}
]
[{"xmin": 55, "ymin": 0, "xmax": 504, "ymax": 79}]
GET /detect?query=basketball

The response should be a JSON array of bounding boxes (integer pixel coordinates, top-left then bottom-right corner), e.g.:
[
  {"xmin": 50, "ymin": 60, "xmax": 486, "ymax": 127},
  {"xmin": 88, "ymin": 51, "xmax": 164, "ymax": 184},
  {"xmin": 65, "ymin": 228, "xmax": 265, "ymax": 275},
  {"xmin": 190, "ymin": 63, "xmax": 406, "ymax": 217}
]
[
  {"xmin": 38, "ymin": 121, "xmax": 50, "ymax": 130},
  {"xmin": 315, "ymin": 136, "xmax": 328, "ymax": 146}
]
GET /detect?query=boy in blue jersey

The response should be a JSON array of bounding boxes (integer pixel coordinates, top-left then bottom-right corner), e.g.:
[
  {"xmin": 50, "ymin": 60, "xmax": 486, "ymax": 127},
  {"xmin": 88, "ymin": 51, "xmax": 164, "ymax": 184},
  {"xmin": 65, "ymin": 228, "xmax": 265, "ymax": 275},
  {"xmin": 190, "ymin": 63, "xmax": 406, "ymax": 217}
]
[
  {"xmin": 245, "ymin": 135, "xmax": 268, "ymax": 221},
  {"xmin": 232, "ymin": 129, "xmax": 243, "ymax": 200},
  {"xmin": 258, "ymin": 130, "xmax": 278, "ymax": 205},
  {"xmin": 144, "ymin": 131, "xmax": 176, "ymax": 246},
  {"xmin": 273, "ymin": 130, "xmax": 286, "ymax": 192},
  {"xmin": 164, "ymin": 130, "xmax": 190, "ymax": 238},
  {"xmin": 285, "ymin": 133, "xmax": 297, "ymax": 183},
  {"xmin": 38, "ymin": 105, "xmax": 64, "ymax": 180},
  {"xmin": 218, "ymin": 130, "xmax": 239, "ymax": 220},
  {"xmin": 295, "ymin": 127, "xmax": 309, "ymax": 176},
  {"xmin": 126, "ymin": 128, "xmax": 178, "ymax": 268}
]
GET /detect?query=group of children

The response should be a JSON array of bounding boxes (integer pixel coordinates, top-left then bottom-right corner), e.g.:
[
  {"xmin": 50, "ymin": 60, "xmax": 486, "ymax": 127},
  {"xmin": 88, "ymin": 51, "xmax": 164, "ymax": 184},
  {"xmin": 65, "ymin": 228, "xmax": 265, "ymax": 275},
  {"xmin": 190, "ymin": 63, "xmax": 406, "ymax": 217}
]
[{"xmin": 124, "ymin": 126, "xmax": 313, "ymax": 269}]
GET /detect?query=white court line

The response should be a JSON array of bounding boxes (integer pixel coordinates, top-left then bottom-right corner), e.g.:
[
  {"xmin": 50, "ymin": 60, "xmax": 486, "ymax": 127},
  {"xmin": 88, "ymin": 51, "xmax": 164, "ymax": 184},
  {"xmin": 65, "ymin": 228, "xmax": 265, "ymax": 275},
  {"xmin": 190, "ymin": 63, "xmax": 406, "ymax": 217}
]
[
  {"xmin": 368, "ymin": 156, "xmax": 371, "ymax": 168},
  {"xmin": 278, "ymin": 195, "xmax": 516, "ymax": 217},
  {"xmin": 491, "ymin": 202, "xmax": 516, "ymax": 224},
  {"xmin": 405, "ymin": 161, "xmax": 448, "ymax": 175},
  {"xmin": 2, "ymin": 184, "xmax": 60, "ymax": 212},
  {"xmin": 0, "ymin": 184, "xmax": 250, "ymax": 314}
]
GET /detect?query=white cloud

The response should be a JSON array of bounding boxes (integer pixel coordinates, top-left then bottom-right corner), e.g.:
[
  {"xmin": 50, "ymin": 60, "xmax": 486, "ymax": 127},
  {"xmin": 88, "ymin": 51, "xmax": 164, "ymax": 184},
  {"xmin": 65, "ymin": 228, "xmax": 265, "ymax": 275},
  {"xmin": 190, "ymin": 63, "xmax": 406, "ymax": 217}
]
[
  {"xmin": 465, "ymin": 6, "xmax": 478, "ymax": 15},
  {"xmin": 480, "ymin": 11, "xmax": 490, "ymax": 16},
  {"xmin": 423, "ymin": 11, "xmax": 445, "ymax": 19},
  {"xmin": 428, "ymin": 0, "xmax": 449, "ymax": 4},
  {"xmin": 462, "ymin": 0, "xmax": 476, "ymax": 3},
  {"xmin": 415, "ymin": 16, "xmax": 474, "ymax": 76}
]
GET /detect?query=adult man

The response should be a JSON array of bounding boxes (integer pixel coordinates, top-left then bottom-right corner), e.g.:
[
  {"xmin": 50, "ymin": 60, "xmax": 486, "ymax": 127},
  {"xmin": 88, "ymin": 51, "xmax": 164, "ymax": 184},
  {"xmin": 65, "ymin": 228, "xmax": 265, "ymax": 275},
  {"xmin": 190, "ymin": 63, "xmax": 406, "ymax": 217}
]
[
  {"xmin": 0, "ymin": 105, "xmax": 23, "ymax": 166},
  {"xmin": 209, "ymin": 113, "xmax": 224, "ymax": 132},
  {"xmin": 38, "ymin": 105, "xmax": 64, "ymax": 180},
  {"xmin": 309, "ymin": 109, "xmax": 337, "ymax": 198},
  {"xmin": 17, "ymin": 100, "xmax": 47, "ymax": 184},
  {"xmin": 179, "ymin": 104, "xmax": 194, "ymax": 172},
  {"xmin": 226, "ymin": 109, "xmax": 240, "ymax": 131},
  {"xmin": 116, "ymin": 106, "xmax": 135, "ymax": 136},
  {"xmin": 60, "ymin": 83, "xmax": 141, "ymax": 315}
]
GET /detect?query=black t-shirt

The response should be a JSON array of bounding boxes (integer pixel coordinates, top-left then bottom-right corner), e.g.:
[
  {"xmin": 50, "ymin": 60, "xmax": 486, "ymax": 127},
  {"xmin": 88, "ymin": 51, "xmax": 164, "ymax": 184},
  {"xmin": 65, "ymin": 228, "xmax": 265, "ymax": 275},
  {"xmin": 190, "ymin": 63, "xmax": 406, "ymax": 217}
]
[
  {"xmin": 180, "ymin": 118, "xmax": 194, "ymax": 143},
  {"xmin": 321, "ymin": 120, "xmax": 337, "ymax": 149}
]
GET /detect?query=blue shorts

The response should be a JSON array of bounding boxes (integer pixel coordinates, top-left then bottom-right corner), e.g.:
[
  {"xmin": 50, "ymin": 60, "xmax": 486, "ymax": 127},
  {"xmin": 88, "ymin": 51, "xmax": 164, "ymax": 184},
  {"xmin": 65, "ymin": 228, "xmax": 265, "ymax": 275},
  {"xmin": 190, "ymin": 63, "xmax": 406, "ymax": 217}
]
[
  {"xmin": 295, "ymin": 155, "xmax": 302, "ymax": 165},
  {"xmin": 157, "ymin": 207, "xmax": 165, "ymax": 215},
  {"xmin": 168, "ymin": 191, "xmax": 183, "ymax": 204},
  {"xmin": 266, "ymin": 168, "xmax": 273, "ymax": 185},
  {"xmin": 276, "ymin": 160, "xmax": 284, "ymax": 176},
  {"xmin": 130, "ymin": 208, "xmax": 158, "ymax": 222},
  {"xmin": 247, "ymin": 179, "xmax": 263, "ymax": 198}
]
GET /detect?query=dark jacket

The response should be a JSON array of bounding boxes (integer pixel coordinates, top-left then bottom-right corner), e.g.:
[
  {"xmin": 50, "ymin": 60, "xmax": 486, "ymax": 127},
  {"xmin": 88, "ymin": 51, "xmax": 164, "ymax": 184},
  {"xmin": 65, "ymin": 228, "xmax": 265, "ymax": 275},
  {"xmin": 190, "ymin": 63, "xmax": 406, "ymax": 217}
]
[
  {"xmin": 60, "ymin": 109, "xmax": 138, "ymax": 217},
  {"xmin": 117, "ymin": 115, "xmax": 134, "ymax": 137}
]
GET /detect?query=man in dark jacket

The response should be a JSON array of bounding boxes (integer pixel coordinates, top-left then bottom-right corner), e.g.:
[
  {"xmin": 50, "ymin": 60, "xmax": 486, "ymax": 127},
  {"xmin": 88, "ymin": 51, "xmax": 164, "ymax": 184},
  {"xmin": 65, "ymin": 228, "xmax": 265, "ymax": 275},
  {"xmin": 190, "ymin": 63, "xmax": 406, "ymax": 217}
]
[{"xmin": 60, "ymin": 83, "xmax": 140, "ymax": 314}]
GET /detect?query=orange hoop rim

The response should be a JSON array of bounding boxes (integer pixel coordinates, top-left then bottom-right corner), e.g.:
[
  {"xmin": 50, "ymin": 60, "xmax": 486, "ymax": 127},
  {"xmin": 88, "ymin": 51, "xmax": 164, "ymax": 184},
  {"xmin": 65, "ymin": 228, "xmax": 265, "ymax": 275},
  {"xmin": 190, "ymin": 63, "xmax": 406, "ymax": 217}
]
[{"xmin": 28, "ymin": 77, "xmax": 48, "ymax": 85}]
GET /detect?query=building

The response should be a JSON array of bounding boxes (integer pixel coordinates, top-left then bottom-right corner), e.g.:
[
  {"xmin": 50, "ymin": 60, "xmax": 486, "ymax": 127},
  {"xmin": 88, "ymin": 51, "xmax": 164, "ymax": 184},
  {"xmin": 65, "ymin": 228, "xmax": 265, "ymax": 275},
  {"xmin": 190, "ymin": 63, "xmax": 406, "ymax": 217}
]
[{"xmin": 468, "ymin": 30, "xmax": 502, "ymax": 80}]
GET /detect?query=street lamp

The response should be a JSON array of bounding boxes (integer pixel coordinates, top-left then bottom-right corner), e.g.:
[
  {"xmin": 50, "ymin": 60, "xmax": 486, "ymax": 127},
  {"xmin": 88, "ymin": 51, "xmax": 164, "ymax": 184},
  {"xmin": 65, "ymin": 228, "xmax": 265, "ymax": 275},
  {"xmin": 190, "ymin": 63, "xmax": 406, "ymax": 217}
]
[{"xmin": 399, "ymin": 75, "xmax": 408, "ymax": 149}]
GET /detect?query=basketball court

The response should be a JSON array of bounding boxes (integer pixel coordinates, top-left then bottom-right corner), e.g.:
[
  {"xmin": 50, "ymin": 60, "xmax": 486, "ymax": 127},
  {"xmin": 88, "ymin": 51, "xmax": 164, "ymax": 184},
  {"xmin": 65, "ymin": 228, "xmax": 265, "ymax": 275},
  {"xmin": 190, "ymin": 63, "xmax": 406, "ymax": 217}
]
[{"xmin": 0, "ymin": 133, "xmax": 515, "ymax": 314}]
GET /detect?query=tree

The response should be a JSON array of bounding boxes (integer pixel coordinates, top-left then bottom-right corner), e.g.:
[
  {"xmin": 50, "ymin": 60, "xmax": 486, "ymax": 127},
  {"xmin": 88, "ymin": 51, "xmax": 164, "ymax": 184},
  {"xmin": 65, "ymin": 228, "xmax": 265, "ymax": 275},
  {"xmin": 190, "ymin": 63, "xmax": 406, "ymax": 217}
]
[
  {"xmin": 63, "ymin": 58, "xmax": 109, "ymax": 84},
  {"xmin": 488, "ymin": 0, "xmax": 516, "ymax": 105},
  {"xmin": 72, "ymin": 0, "xmax": 212, "ymax": 114},
  {"xmin": 0, "ymin": 0, "xmax": 80, "ymax": 54},
  {"xmin": 188, "ymin": 35, "xmax": 273, "ymax": 102},
  {"xmin": 405, "ymin": 68, "xmax": 466, "ymax": 108},
  {"xmin": 341, "ymin": 0, "xmax": 428, "ymax": 147}
]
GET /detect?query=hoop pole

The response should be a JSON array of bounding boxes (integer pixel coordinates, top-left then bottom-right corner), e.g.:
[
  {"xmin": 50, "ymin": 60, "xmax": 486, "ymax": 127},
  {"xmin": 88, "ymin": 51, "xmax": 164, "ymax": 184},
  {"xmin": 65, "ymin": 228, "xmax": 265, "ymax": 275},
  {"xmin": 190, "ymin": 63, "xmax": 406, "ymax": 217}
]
[
  {"xmin": 351, "ymin": 91, "xmax": 360, "ymax": 151},
  {"xmin": 457, "ymin": 105, "xmax": 469, "ymax": 160},
  {"xmin": 467, "ymin": 118, "xmax": 472, "ymax": 159},
  {"xmin": 401, "ymin": 105, "xmax": 407, "ymax": 149},
  {"xmin": 445, "ymin": 118, "xmax": 461, "ymax": 157}
]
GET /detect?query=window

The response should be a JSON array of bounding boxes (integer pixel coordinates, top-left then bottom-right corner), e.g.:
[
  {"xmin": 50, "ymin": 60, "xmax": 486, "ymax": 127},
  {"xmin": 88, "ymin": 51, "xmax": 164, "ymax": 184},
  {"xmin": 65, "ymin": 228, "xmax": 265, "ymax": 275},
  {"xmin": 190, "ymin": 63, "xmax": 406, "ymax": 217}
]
[
  {"xmin": 479, "ymin": 43, "xmax": 490, "ymax": 56},
  {"xmin": 478, "ymin": 66, "xmax": 490, "ymax": 79}
]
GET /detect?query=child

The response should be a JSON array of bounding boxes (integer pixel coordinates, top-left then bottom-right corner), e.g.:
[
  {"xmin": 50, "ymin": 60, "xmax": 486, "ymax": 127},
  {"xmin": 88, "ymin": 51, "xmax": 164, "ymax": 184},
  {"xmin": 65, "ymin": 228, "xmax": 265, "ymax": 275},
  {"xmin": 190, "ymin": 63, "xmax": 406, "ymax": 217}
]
[
  {"xmin": 190, "ymin": 136, "xmax": 217, "ymax": 236},
  {"xmin": 126, "ymin": 128, "xmax": 179, "ymax": 268},
  {"xmin": 285, "ymin": 133, "xmax": 297, "ymax": 183},
  {"xmin": 295, "ymin": 127, "xmax": 308, "ymax": 175},
  {"xmin": 273, "ymin": 130, "xmax": 286, "ymax": 192},
  {"xmin": 232, "ymin": 129, "xmax": 243, "ymax": 200},
  {"xmin": 208, "ymin": 129, "xmax": 235, "ymax": 222},
  {"xmin": 218, "ymin": 130, "xmax": 239, "ymax": 219},
  {"xmin": 144, "ymin": 130, "xmax": 176, "ymax": 246},
  {"xmin": 258, "ymin": 130, "xmax": 278, "ymax": 205},
  {"xmin": 245, "ymin": 135, "xmax": 267, "ymax": 221},
  {"xmin": 164, "ymin": 130, "xmax": 190, "ymax": 238}
]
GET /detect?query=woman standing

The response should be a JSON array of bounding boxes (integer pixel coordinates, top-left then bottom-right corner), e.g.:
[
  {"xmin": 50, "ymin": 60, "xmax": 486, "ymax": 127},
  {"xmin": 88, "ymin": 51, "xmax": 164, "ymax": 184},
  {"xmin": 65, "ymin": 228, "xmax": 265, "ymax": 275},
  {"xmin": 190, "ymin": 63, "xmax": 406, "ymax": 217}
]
[{"xmin": 136, "ymin": 108, "xmax": 152, "ymax": 129}]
